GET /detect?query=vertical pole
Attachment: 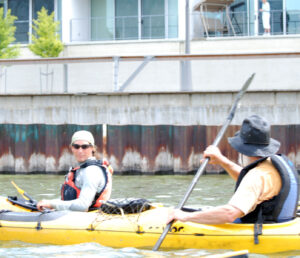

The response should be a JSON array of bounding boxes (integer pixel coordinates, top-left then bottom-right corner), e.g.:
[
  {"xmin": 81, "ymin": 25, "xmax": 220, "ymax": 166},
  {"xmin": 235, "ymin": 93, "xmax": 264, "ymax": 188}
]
[
  {"xmin": 165, "ymin": 0, "xmax": 169, "ymax": 38},
  {"xmin": 0, "ymin": 66, "xmax": 7, "ymax": 94},
  {"xmin": 282, "ymin": 0, "xmax": 287, "ymax": 35},
  {"xmin": 113, "ymin": 56, "xmax": 120, "ymax": 91},
  {"xmin": 138, "ymin": 0, "xmax": 142, "ymax": 39},
  {"xmin": 185, "ymin": 0, "xmax": 190, "ymax": 54},
  {"xmin": 102, "ymin": 123, "xmax": 107, "ymax": 159},
  {"xmin": 46, "ymin": 63, "xmax": 49, "ymax": 92},
  {"xmin": 247, "ymin": 0, "xmax": 250, "ymax": 36},
  {"xmin": 63, "ymin": 64, "xmax": 68, "ymax": 93},
  {"xmin": 180, "ymin": 0, "xmax": 192, "ymax": 91},
  {"xmin": 4, "ymin": 66, "xmax": 7, "ymax": 94},
  {"xmin": 254, "ymin": 0, "xmax": 259, "ymax": 36},
  {"xmin": 29, "ymin": 0, "xmax": 33, "ymax": 43}
]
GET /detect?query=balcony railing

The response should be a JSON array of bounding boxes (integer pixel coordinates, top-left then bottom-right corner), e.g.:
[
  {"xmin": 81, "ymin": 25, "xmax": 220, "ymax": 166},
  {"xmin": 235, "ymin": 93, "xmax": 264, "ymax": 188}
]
[
  {"xmin": 70, "ymin": 14, "xmax": 178, "ymax": 42},
  {"xmin": 192, "ymin": 9, "xmax": 300, "ymax": 37},
  {"xmin": 11, "ymin": 10, "xmax": 300, "ymax": 43}
]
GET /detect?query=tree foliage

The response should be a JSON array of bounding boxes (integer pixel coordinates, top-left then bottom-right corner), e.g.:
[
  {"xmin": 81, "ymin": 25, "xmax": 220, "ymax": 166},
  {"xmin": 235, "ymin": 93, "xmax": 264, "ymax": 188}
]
[
  {"xmin": 29, "ymin": 7, "xmax": 63, "ymax": 58},
  {"xmin": 0, "ymin": 7, "xmax": 20, "ymax": 59}
]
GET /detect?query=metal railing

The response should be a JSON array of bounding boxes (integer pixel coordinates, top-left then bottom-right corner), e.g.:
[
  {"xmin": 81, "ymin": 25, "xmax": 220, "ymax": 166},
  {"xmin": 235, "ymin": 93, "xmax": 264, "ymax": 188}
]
[
  {"xmin": 70, "ymin": 14, "xmax": 178, "ymax": 42},
  {"xmin": 1, "ymin": 52, "xmax": 300, "ymax": 94},
  {"xmin": 192, "ymin": 9, "xmax": 300, "ymax": 37},
  {"xmin": 10, "ymin": 10, "xmax": 300, "ymax": 43}
]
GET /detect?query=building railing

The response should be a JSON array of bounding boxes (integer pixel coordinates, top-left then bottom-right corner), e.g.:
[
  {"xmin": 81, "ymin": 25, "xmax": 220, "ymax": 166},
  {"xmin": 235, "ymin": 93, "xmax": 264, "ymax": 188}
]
[
  {"xmin": 1, "ymin": 53, "xmax": 300, "ymax": 95},
  {"xmin": 192, "ymin": 9, "xmax": 300, "ymax": 37},
  {"xmin": 70, "ymin": 14, "xmax": 178, "ymax": 42},
  {"xmin": 69, "ymin": 10, "xmax": 300, "ymax": 41},
  {"xmin": 10, "ymin": 9, "xmax": 300, "ymax": 43}
]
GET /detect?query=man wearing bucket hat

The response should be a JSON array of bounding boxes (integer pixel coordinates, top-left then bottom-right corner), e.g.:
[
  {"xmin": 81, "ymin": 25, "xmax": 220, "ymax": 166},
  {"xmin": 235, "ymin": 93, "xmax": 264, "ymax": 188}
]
[
  {"xmin": 166, "ymin": 115, "xmax": 298, "ymax": 225},
  {"xmin": 37, "ymin": 130, "xmax": 113, "ymax": 212}
]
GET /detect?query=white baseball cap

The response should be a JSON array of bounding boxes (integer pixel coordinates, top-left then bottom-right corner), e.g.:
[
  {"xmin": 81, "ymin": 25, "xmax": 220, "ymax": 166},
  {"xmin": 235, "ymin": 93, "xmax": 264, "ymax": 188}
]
[{"xmin": 71, "ymin": 130, "xmax": 95, "ymax": 146}]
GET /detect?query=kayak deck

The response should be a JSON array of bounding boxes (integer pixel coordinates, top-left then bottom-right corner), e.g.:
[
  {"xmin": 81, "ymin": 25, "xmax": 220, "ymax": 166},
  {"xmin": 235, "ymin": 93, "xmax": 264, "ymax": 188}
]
[{"xmin": 0, "ymin": 206, "xmax": 300, "ymax": 254}]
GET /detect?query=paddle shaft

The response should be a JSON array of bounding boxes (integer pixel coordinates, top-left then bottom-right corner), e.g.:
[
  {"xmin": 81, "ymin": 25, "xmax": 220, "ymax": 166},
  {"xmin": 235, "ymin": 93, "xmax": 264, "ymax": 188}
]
[
  {"xmin": 153, "ymin": 73, "xmax": 255, "ymax": 251},
  {"xmin": 11, "ymin": 181, "xmax": 37, "ymax": 204}
]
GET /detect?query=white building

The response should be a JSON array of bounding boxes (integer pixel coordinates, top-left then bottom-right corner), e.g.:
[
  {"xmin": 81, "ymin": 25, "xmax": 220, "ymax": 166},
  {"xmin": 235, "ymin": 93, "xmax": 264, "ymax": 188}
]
[{"xmin": 1, "ymin": 0, "xmax": 300, "ymax": 44}]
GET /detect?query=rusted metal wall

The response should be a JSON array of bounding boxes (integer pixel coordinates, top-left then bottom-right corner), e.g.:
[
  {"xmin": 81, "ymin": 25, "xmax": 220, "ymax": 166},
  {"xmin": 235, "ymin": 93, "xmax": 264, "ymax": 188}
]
[
  {"xmin": 0, "ymin": 123, "xmax": 299, "ymax": 174},
  {"xmin": 0, "ymin": 91, "xmax": 299, "ymax": 174},
  {"xmin": 0, "ymin": 124, "xmax": 103, "ymax": 173}
]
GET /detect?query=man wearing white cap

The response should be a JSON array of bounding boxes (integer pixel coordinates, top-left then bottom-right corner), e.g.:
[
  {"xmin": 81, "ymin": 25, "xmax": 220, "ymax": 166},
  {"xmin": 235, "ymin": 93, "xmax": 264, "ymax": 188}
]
[{"xmin": 37, "ymin": 130, "xmax": 113, "ymax": 211}]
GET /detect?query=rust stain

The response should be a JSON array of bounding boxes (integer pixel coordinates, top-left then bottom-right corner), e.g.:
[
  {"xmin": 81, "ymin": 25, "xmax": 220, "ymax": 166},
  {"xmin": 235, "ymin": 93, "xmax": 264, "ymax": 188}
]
[{"xmin": 0, "ymin": 124, "xmax": 299, "ymax": 174}]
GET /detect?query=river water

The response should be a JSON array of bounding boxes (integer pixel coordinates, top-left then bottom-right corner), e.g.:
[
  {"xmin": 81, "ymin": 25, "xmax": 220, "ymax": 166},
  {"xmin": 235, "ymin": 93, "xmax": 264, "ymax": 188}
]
[{"xmin": 0, "ymin": 174, "xmax": 299, "ymax": 258}]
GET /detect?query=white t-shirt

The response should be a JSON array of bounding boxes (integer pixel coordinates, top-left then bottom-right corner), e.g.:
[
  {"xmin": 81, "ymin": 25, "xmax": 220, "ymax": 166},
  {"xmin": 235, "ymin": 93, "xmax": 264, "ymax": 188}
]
[{"xmin": 49, "ymin": 158, "xmax": 106, "ymax": 211}]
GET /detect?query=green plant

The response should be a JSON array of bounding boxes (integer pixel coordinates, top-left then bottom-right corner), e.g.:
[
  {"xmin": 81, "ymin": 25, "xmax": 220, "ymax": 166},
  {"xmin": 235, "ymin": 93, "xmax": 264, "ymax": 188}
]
[
  {"xmin": 0, "ymin": 7, "xmax": 19, "ymax": 59},
  {"xmin": 29, "ymin": 7, "xmax": 63, "ymax": 57}
]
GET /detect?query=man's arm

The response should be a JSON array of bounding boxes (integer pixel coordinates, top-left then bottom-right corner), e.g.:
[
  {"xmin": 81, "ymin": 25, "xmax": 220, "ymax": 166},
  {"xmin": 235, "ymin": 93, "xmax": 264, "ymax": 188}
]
[
  {"xmin": 37, "ymin": 166, "xmax": 105, "ymax": 212},
  {"xmin": 166, "ymin": 205, "xmax": 244, "ymax": 225},
  {"xmin": 203, "ymin": 146, "xmax": 242, "ymax": 181}
]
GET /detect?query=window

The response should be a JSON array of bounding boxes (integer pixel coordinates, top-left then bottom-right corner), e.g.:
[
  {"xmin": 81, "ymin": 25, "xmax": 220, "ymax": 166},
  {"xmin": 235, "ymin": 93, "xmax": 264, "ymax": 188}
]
[
  {"xmin": 32, "ymin": 0, "xmax": 54, "ymax": 19},
  {"xmin": 6, "ymin": 0, "xmax": 55, "ymax": 43},
  {"xmin": 8, "ymin": 0, "xmax": 29, "ymax": 43},
  {"xmin": 286, "ymin": 0, "xmax": 300, "ymax": 34},
  {"xmin": 115, "ymin": 0, "xmax": 139, "ymax": 40},
  {"xmin": 90, "ymin": 0, "xmax": 178, "ymax": 41},
  {"xmin": 0, "ymin": 0, "xmax": 5, "ymax": 9}
]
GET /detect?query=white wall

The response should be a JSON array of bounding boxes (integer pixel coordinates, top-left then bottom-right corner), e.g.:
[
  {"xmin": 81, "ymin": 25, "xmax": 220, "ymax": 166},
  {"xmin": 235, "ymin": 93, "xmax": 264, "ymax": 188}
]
[
  {"xmin": 61, "ymin": 0, "xmax": 91, "ymax": 43},
  {"xmin": 2, "ymin": 51, "xmax": 300, "ymax": 94},
  {"xmin": 178, "ymin": 0, "xmax": 186, "ymax": 40}
]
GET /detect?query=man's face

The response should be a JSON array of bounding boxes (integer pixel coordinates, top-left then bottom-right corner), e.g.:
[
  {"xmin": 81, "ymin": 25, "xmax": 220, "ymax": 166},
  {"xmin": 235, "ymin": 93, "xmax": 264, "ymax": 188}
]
[{"xmin": 71, "ymin": 140, "xmax": 94, "ymax": 163}]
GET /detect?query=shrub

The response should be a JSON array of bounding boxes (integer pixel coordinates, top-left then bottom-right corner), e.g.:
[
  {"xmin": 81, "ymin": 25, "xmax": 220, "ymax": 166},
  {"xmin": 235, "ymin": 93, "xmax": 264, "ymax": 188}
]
[
  {"xmin": 0, "ymin": 7, "xmax": 19, "ymax": 59},
  {"xmin": 29, "ymin": 7, "xmax": 63, "ymax": 57}
]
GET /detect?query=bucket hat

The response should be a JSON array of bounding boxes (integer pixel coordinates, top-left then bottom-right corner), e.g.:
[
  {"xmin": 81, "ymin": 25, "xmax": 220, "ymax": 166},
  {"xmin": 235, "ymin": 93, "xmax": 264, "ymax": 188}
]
[
  {"xmin": 71, "ymin": 130, "xmax": 95, "ymax": 146},
  {"xmin": 228, "ymin": 115, "xmax": 280, "ymax": 157}
]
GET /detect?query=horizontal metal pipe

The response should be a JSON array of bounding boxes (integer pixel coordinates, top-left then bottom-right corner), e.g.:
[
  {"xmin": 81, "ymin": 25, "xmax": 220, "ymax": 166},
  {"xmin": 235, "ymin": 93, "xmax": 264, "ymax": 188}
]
[{"xmin": 1, "ymin": 52, "xmax": 300, "ymax": 65}]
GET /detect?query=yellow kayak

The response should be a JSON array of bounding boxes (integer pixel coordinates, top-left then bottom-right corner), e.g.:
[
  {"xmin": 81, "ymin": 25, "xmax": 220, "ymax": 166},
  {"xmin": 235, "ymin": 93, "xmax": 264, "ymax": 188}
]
[{"xmin": 0, "ymin": 196, "xmax": 299, "ymax": 254}]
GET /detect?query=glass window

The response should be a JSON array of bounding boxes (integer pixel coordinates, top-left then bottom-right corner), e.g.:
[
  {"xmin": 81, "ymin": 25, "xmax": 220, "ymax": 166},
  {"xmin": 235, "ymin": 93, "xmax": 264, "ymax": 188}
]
[
  {"xmin": 32, "ymin": 0, "xmax": 54, "ymax": 19},
  {"xmin": 91, "ymin": 0, "xmax": 114, "ymax": 41},
  {"xmin": 92, "ymin": 0, "xmax": 178, "ymax": 41},
  {"xmin": 0, "ymin": 0, "xmax": 5, "ymax": 10},
  {"xmin": 115, "ymin": 0, "xmax": 138, "ymax": 40},
  {"xmin": 57, "ymin": 0, "xmax": 62, "ymax": 38},
  {"xmin": 141, "ymin": 0, "xmax": 165, "ymax": 39},
  {"xmin": 229, "ymin": 0, "xmax": 247, "ymax": 36},
  {"xmin": 286, "ymin": 0, "xmax": 300, "ymax": 34},
  {"xmin": 8, "ymin": 0, "xmax": 29, "ymax": 43},
  {"xmin": 168, "ymin": 0, "xmax": 178, "ymax": 38}
]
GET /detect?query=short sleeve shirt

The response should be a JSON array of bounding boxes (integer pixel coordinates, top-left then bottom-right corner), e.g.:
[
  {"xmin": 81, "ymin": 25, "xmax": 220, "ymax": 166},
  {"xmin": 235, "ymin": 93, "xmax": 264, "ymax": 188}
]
[{"xmin": 228, "ymin": 158, "xmax": 282, "ymax": 215}]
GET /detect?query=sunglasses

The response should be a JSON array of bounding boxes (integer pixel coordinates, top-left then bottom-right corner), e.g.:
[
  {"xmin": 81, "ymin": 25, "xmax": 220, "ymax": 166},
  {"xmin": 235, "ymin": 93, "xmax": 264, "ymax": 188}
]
[{"xmin": 72, "ymin": 144, "xmax": 92, "ymax": 150}]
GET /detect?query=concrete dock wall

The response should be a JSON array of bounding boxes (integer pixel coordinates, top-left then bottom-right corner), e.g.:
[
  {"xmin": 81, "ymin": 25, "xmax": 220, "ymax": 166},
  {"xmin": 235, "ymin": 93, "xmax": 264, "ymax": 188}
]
[
  {"xmin": 1, "ymin": 38, "xmax": 300, "ymax": 173},
  {"xmin": 0, "ymin": 92, "xmax": 299, "ymax": 174}
]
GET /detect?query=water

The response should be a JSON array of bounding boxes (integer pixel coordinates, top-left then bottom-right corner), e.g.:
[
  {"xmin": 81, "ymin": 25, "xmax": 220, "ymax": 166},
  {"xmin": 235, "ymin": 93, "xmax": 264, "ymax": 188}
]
[{"xmin": 0, "ymin": 174, "xmax": 298, "ymax": 257}]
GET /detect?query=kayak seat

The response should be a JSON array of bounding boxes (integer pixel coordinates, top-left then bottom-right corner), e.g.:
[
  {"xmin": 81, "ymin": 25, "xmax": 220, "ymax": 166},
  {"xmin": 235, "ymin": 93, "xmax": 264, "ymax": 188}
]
[{"xmin": 0, "ymin": 210, "xmax": 70, "ymax": 222}]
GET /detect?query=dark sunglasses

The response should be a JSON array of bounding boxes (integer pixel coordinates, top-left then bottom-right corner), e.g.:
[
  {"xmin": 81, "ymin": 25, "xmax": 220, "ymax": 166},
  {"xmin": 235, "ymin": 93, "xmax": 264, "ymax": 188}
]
[{"xmin": 72, "ymin": 144, "xmax": 92, "ymax": 150}]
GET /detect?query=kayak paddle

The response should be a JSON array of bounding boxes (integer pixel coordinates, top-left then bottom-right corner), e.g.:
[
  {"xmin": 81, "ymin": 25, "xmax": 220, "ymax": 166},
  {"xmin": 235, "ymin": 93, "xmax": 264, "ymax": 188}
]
[
  {"xmin": 11, "ymin": 181, "xmax": 37, "ymax": 204},
  {"xmin": 153, "ymin": 73, "xmax": 255, "ymax": 251}
]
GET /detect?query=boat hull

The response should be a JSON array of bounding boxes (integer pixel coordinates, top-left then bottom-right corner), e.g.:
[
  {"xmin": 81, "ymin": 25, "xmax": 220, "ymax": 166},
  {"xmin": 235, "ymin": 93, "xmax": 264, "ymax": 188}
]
[{"xmin": 0, "ymin": 197, "xmax": 300, "ymax": 254}]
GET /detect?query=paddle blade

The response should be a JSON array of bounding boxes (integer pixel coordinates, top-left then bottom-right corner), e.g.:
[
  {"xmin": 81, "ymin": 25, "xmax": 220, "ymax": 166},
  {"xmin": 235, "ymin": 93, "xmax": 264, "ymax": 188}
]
[{"xmin": 11, "ymin": 181, "xmax": 31, "ymax": 201}]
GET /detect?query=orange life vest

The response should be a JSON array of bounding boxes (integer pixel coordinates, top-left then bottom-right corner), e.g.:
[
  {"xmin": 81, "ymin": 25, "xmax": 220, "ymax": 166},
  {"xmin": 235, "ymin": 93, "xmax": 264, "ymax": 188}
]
[{"xmin": 61, "ymin": 159, "xmax": 113, "ymax": 209}]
